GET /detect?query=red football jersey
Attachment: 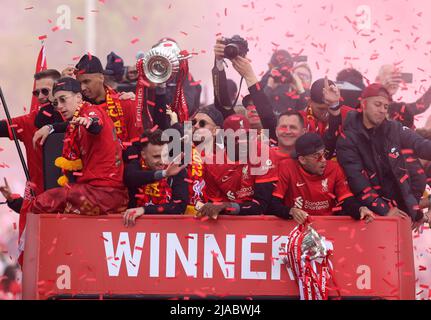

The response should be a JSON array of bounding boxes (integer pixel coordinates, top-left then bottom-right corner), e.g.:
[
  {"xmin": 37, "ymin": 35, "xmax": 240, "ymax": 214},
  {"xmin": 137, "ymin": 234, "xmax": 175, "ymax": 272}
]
[
  {"xmin": 204, "ymin": 161, "xmax": 255, "ymax": 203},
  {"xmin": 8, "ymin": 111, "xmax": 44, "ymax": 196},
  {"xmin": 74, "ymin": 104, "xmax": 124, "ymax": 188},
  {"xmin": 254, "ymin": 147, "xmax": 291, "ymax": 184},
  {"xmin": 203, "ymin": 147, "xmax": 281, "ymax": 203},
  {"xmin": 300, "ymin": 105, "xmax": 355, "ymax": 137},
  {"xmin": 273, "ymin": 159, "xmax": 353, "ymax": 216}
]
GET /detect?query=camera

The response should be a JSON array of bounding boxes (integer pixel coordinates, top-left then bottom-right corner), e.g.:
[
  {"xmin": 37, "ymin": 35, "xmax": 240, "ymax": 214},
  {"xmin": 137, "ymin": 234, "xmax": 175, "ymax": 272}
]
[
  {"xmin": 400, "ymin": 72, "xmax": 413, "ymax": 84},
  {"xmin": 270, "ymin": 63, "xmax": 294, "ymax": 84},
  {"xmin": 222, "ymin": 35, "xmax": 249, "ymax": 60}
]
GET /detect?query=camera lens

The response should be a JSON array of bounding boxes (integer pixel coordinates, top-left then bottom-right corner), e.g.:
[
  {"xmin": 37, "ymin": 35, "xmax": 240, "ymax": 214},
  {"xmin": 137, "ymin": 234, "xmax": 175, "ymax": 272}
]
[{"xmin": 224, "ymin": 44, "xmax": 239, "ymax": 59}]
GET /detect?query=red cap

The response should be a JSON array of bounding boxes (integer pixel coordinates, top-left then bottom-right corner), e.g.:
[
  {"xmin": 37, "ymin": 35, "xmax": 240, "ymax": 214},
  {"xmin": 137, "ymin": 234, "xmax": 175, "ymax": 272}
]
[
  {"xmin": 361, "ymin": 83, "xmax": 392, "ymax": 102},
  {"xmin": 223, "ymin": 114, "xmax": 250, "ymax": 132}
]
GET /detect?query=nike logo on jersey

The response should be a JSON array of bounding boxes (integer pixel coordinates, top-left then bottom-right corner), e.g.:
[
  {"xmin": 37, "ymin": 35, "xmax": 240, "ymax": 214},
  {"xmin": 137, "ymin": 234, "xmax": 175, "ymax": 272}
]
[
  {"xmin": 221, "ymin": 176, "xmax": 231, "ymax": 183},
  {"xmin": 296, "ymin": 182, "xmax": 306, "ymax": 187}
]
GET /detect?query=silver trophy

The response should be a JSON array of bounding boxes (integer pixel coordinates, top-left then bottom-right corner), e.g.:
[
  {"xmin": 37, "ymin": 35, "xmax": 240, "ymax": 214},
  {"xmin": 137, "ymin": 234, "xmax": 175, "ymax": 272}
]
[
  {"xmin": 301, "ymin": 225, "xmax": 328, "ymax": 261},
  {"xmin": 139, "ymin": 39, "xmax": 192, "ymax": 84},
  {"xmin": 281, "ymin": 224, "xmax": 329, "ymax": 265}
]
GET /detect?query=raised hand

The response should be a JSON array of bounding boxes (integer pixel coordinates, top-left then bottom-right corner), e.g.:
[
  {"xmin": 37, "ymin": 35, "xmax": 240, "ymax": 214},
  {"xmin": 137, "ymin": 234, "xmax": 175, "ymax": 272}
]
[{"xmin": 322, "ymin": 76, "xmax": 340, "ymax": 106}]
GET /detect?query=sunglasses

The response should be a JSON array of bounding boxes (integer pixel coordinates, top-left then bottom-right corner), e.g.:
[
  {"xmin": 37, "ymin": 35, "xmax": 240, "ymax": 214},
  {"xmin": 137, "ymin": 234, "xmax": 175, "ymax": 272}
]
[
  {"xmin": 32, "ymin": 88, "xmax": 50, "ymax": 97},
  {"xmin": 52, "ymin": 95, "xmax": 73, "ymax": 107},
  {"xmin": 306, "ymin": 151, "xmax": 326, "ymax": 162},
  {"xmin": 192, "ymin": 119, "xmax": 209, "ymax": 128}
]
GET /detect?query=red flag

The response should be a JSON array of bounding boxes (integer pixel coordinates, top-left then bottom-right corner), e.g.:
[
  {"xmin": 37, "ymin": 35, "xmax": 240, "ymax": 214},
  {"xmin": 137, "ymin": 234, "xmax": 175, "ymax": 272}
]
[
  {"xmin": 29, "ymin": 45, "xmax": 47, "ymax": 113},
  {"xmin": 17, "ymin": 181, "xmax": 35, "ymax": 267}
]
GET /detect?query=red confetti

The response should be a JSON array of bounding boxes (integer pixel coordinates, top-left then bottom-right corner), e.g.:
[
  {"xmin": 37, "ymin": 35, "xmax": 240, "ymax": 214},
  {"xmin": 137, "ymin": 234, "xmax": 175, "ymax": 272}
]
[
  {"xmin": 354, "ymin": 244, "xmax": 363, "ymax": 253},
  {"xmin": 399, "ymin": 174, "xmax": 408, "ymax": 184},
  {"xmin": 38, "ymin": 35, "xmax": 47, "ymax": 40},
  {"xmin": 76, "ymin": 16, "xmax": 85, "ymax": 20},
  {"xmin": 131, "ymin": 38, "xmax": 139, "ymax": 44}
]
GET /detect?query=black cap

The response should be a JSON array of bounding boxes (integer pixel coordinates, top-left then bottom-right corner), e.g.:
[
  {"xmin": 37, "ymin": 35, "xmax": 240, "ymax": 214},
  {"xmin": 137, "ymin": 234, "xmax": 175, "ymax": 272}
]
[
  {"xmin": 295, "ymin": 133, "xmax": 325, "ymax": 157},
  {"xmin": 242, "ymin": 94, "xmax": 254, "ymax": 107},
  {"xmin": 270, "ymin": 50, "xmax": 293, "ymax": 68},
  {"xmin": 75, "ymin": 54, "xmax": 104, "ymax": 74},
  {"xmin": 53, "ymin": 77, "xmax": 81, "ymax": 95},
  {"xmin": 105, "ymin": 51, "xmax": 125, "ymax": 77},
  {"xmin": 194, "ymin": 105, "xmax": 224, "ymax": 127},
  {"xmin": 310, "ymin": 78, "xmax": 335, "ymax": 104}
]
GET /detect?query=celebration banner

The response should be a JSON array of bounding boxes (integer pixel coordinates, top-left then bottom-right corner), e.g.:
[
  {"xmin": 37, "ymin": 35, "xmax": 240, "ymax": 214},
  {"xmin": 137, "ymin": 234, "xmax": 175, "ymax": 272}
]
[{"xmin": 23, "ymin": 214, "xmax": 414, "ymax": 300}]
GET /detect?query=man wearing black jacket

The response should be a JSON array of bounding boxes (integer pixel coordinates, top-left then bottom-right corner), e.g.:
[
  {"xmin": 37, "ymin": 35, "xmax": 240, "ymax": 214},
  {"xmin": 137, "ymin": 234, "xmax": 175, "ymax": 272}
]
[
  {"xmin": 376, "ymin": 64, "xmax": 431, "ymax": 128},
  {"xmin": 122, "ymin": 129, "xmax": 189, "ymax": 227},
  {"xmin": 337, "ymin": 83, "xmax": 431, "ymax": 228}
]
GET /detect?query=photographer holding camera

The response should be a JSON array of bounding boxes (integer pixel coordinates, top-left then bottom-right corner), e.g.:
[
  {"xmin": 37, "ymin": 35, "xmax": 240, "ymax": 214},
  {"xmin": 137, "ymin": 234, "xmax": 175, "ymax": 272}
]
[
  {"xmin": 212, "ymin": 36, "xmax": 278, "ymax": 140},
  {"xmin": 260, "ymin": 50, "xmax": 308, "ymax": 115},
  {"xmin": 376, "ymin": 64, "xmax": 431, "ymax": 128},
  {"xmin": 212, "ymin": 35, "xmax": 247, "ymax": 119}
]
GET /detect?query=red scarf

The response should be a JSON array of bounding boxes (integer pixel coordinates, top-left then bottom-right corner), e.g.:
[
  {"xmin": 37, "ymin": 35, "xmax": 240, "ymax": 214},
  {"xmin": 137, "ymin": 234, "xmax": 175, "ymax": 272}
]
[
  {"xmin": 305, "ymin": 106, "xmax": 328, "ymax": 136},
  {"xmin": 170, "ymin": 50, "xmax": 190, "ymax": 122},
  {"xmin": 54, "ymin": 102, "xmax": 92, "ymax": 186},
  {"xmin": 136, "ymin": 159, "xmax": 172, "ymax": 207},
  {"xmin": 104, "ymin": 86, "xmax": 128, "ymax": 143},
  {"xmin": 188, "ymin": 145, "xmax": 206, "ymax": 205}
]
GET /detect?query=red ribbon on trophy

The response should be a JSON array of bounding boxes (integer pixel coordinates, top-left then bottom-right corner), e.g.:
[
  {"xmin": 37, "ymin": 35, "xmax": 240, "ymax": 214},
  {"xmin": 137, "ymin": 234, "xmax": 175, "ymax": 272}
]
[
  {"xmin": 135, "ymin": 58, "xmax": 153, "ymax": 129},
  {"xmin": 170, "ymin": 49, "xmax": 190, "ymax": 122},
  {"xmin": 283, "ymin": 221, "xmax": 340, "ymax": 300}
]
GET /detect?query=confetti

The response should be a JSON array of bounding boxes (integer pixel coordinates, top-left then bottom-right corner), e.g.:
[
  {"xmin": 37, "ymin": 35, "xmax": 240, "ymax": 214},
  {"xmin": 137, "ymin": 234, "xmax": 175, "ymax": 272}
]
[
  {"xmin": 399, "ymin": 174, "xmax": 408, "ymax": 184},
  {"xmin": 131, "ymin": 38, "xmax": 139, "ymax": 44}
]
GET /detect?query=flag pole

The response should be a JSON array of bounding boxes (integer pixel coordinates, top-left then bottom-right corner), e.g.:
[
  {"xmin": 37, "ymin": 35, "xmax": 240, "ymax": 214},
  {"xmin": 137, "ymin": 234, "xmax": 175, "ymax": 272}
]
[{"xmin": 0, "ymin": 87, "xmax": 32, "ymax": 186}]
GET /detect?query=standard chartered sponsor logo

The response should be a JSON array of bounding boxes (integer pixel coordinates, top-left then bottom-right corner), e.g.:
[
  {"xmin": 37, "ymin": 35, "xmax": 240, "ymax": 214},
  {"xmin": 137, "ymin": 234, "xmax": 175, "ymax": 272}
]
[{"xmin": 304, "ymin": 200, "xmax": 330, "ymax": 211}]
